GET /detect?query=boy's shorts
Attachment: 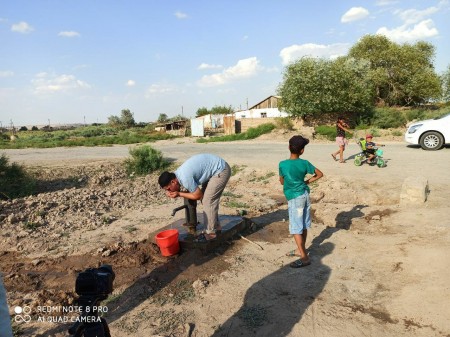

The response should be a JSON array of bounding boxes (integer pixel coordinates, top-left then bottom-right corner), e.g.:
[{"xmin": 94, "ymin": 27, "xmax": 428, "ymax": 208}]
[{"xmin": 288, "ymin": 191, "xmax": 311, "ymax": 235}]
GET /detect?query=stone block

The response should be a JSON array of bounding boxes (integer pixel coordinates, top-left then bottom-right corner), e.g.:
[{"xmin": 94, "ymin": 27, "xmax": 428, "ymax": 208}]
[{"xmin": 400, "ymin": 176, "xmax": 428, "ymax": 205}]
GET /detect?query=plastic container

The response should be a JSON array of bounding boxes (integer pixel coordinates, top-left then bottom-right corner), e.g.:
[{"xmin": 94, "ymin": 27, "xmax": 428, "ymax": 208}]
[{"xmin": 155, "ymin": 229, "xmax": 180, "ymax": 256}]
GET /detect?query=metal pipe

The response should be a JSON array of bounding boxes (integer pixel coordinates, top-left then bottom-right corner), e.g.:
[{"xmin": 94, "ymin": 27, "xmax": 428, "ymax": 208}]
[
  {"xmin": 171, "ymin": 205, "xmax": 187, "ymax": 217},
  {"xmin": 171, "ymin": 198, "xmax": 198, "ymax": 228}
]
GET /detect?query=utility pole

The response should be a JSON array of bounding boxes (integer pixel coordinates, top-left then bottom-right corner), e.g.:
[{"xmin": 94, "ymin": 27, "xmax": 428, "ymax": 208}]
[{"xmin": 181, "ymin": 106, "xmax": 184, "ymax": 116}]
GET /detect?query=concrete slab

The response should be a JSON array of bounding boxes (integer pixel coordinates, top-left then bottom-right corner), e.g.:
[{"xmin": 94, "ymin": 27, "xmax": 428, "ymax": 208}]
[{"xmin": 152, "ymin": 213, "xmax": 253, "ymax": 254}]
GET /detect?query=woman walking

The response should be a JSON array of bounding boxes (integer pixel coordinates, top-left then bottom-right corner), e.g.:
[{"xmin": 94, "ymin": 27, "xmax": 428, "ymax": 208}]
[{"xmin": 331, "ymin": 116, "xmax": 351, "ymax": 163}]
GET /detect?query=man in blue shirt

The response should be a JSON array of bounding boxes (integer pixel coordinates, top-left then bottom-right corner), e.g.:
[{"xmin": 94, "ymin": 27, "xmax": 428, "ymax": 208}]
[
  {"xmin": 159, "ymin": 154, "xmax": 231, "ymax": 240},
  {"xmin": 0, "ymin": 276, "xmax": 13, "ymax": 337}
]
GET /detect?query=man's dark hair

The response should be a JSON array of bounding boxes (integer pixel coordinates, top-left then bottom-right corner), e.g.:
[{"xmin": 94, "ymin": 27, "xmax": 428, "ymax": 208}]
[
  {"xmin": 289, "ymin": 135, "xmax": 309, "ymax": 154},
  {"xmin": 158, "ymin": 171, "xmax": 176, "ymax": 188}
]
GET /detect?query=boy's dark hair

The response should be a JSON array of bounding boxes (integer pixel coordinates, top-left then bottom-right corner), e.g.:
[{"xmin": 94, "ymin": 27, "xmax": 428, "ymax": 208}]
[
  {"xmin": 158, "ymin": 171, "xmax": 176, "ymax": 188},
  {"xmin": 289, "ymin": 135, "xmax": 309, "ymax": 154}
]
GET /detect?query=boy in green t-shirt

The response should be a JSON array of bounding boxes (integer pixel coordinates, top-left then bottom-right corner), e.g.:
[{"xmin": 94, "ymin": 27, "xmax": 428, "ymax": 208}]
[{"xmin": 279, "ymin": 135, "xmax": 323, "ymax": 268}]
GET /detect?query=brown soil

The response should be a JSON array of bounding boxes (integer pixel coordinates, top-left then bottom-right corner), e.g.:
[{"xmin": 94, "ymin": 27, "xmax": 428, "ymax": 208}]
[{"xmin": 2, "ymin": 137, "xmax": 449, "ymax": 337}]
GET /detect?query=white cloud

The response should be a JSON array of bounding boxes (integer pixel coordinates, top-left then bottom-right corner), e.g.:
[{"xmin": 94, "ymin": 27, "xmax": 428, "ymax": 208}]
[
  {"xmin": 126, "ymin": 80, "xmax": 136, "ymax": 87},
  {"xmin": 58, "ymin": 31, "xmax": 81, "ymax": 38},
  {"xmin": 174, "ymin": 11, "xmax": 188, "ymax": 19},
  {"xmin": 0, "ymin": 71, "xmax": 14, "ymax": 77},
  {"xmin": 341, "ymin": 7, "xmax": 370, "ymax": 23},
  {"xmin": 375, "ymin": 0, "xmax": 398, "ymax": 6},
  {"xmin": 198, "ymin": 63, "xmax": 223, "ymax": 70},
  {"xmin": 376, "ymin": 19, "xmax": 438, "ymax": 42},
  {"xmin": 11, "ymin": 21, "xmax": 34, "ymax": 34},
  {"xmin": 197, "ymin": 57, "xmax": 261, "ymax": 87},
  {"xmin": 31, "ymin": 73, "xmax": 91, "ymax": 95},
  {"xmin": 279, "ymin": 43, "xmax": 350, "ymax": 65},
  {"xmin": 146, "ymin": 84, "xmax": 177, "ymax": 96},
  {"xmin": 395, "ymin": 7, "xmax": 440, "ymax": 25},
  {"xmin": 375, "ymin": 2, "xmax": 447, "ymax": 42}
]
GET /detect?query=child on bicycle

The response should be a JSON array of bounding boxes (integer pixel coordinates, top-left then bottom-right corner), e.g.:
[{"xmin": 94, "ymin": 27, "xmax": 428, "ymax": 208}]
[{"xmin": 365, "ymin": 134, "xmax": 384, "ymax": 163}]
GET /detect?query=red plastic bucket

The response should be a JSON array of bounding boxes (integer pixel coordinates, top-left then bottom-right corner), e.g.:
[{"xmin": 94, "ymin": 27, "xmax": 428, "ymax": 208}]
[{"xmin": 155, "ymin": 229, "xmax": 180, "ymax": 256}]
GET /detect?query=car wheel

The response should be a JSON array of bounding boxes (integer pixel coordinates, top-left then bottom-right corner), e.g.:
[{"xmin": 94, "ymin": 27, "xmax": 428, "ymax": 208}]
[{"xmin": 419, "ymin": 131, "xmax": 444, "ymax": 150}]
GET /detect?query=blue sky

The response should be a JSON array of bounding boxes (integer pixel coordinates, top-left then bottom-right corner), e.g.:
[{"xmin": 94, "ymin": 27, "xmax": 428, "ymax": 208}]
[{"xmin": 1, "ymin": 0, "xmax": 449, "ymax": 127}]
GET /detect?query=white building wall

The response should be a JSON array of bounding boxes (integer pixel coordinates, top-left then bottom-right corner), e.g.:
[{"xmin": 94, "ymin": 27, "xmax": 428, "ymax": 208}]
[
  {"xmin": 191, "ymin": 119, "xmax": 204, "ymax": 137},
  {"xmin": 233, "ymin": 108, "xmax": 288, "ymax": 119},
  {"xmin": 195, "ymin": 114, "xmax": 224, "ymax": 128}
]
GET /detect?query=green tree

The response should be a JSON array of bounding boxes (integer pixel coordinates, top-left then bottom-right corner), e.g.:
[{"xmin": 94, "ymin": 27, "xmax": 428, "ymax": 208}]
[
  {"xmin": 441, "ymin": 64, "xmax": 450, "ymax": 102},
  {"xmin": 120, "ymin": 109, "xmax": 135, "ymax": 127},
  {"xmin": 348, "ymin": 34, "xmax": 441, "ymax": 106},
  {"xmin": 195, "ymin": 105, "xmax": 233, "ymax": 117},
  {"xmin": 108, "ymin": 109, "xmax": 136, "ymax": 128},
  {"xmin": 157, "ymin": 113, "xmax": 169, "ymax": 123},
  {"xmin": 277, "ymin": 56, "xmax": 374, "ymax": 118},
  {"xmin": 196, "ymin": 107, "xmax": 209, "ymax": 117},
  {"xmin": 210, "ymin": 105, "xmax": 233, "ymax": 115},
  {"xmin": 169, "ymin": 114, "xmax": 188, "ymax": 121},
  {"xmin": 107, "ymin": 115, "xmax": 121, "ymax": 127}
]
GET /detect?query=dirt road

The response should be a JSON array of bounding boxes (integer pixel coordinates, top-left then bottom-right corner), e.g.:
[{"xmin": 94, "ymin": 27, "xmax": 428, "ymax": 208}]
[{"xmin": 4, "ymin": 139, "xmax": 450, "ymax": 186}]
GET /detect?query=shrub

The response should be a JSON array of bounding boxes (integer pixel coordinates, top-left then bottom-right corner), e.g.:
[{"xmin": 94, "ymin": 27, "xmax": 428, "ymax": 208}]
[
  {"xmin": 355, "ymin": 124, "xmax": 370, "ymax": 130},
  {"xmin": 372, "ymin": 108, "xmax": 406, "ymax": 129},
  {"xmin": 368, "ymin": 128, "xmax": 381, "ymax": 137},
  {"xmin": 274, "ymin": 117, "xmax": 294, "ymax": 131},
  {"xmin": 314, "ymin": 125, "xmax": 336, "ymax": 141},
  {"xmin": 245, "ymin": 123, "xmax": 275, "ymax": 139},
  {"xmin": 315, "ymin": 125, "xmax": 354, "ymax": 140},
  {"xmin": 124, "ymin": 145, "xmax": 169, "ymax": 175},
  {"xmin": 405, "ymin": 109, "xmax": 426, "ymax": 122},
  {"xmin": 0, "ymin": 154, "xmax": 36, "ymax": 199},
  {"xmin": 196, "ymin": 123, "xmax": 275, "ymax": 143}
]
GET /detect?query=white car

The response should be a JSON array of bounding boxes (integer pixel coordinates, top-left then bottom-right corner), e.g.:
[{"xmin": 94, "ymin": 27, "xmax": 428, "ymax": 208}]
[{"xmin": 405, "ymin": 113, "xmax": 450, "ymax": 150}]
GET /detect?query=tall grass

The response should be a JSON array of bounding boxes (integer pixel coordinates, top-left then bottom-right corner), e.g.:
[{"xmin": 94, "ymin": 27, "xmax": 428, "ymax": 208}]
[
  {"xmin": 196, "ymin": 123, "xmax": 275, "ymax": 143},
  {"xmin": 0, "ymin": 125, "xmax": 174, "ymax": 149}
]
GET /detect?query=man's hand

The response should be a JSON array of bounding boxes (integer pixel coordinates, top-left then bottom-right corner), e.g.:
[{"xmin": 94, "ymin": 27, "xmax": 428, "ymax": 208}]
[{"xmin": 166, "ymin": 191, "xmax": 179, "ymax": 198}]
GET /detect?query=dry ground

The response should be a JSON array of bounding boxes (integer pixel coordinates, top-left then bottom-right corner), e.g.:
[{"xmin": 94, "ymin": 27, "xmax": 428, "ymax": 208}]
[{"xmin": 1, "ymin": 134, "xmax": 450, "ymax": 337}]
